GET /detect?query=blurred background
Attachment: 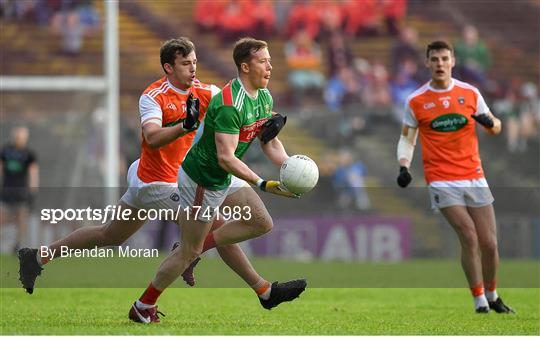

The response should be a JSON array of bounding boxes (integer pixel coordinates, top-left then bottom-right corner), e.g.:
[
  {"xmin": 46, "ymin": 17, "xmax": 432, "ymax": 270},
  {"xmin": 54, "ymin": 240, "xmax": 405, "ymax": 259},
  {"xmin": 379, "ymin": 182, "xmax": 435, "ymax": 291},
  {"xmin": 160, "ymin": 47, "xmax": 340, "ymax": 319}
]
[{"xmin": 1, "ymin": 0, "xmax": 539, "ymax": 263}]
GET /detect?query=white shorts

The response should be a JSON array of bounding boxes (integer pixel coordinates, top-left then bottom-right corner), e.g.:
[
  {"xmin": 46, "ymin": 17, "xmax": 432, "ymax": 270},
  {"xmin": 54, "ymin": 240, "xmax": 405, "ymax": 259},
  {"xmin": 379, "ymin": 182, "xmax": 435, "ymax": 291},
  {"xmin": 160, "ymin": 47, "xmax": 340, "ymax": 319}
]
[
  {"xmin": 120, "ymin": 159, "xmax": 181, "ymax": 211},
  {"xmin": 178, "ymin": 167, "xmax": 249, "ymax": 222},
  {"xmin": 428, "ymin": 178, "xmax": 494, "ymax": 210}
]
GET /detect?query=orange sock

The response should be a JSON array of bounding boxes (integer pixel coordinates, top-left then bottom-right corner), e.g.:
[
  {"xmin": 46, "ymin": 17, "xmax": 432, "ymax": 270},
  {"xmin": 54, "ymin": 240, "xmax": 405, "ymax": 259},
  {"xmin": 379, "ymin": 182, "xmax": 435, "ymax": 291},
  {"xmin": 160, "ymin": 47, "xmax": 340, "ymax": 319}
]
[
  {"xmin": 485, "ymin": 279, "xmax": 496, "ymax": 292},
  {"xmin": 252, "ymin": 278, "xmax": 271, "ymax": 299},
  {"xmin": 470, "ymin": 282, "xmax": 484, "ymax": 297}
]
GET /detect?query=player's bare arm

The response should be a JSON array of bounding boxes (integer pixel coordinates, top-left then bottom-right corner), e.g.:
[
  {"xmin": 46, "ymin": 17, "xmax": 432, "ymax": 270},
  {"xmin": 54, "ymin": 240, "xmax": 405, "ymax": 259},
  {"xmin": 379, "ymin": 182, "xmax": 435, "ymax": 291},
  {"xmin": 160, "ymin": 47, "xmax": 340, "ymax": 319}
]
[
  {"xmin": 215, "ymin": 131, "xmax": 261, "ymax": 185},
  {"xmin": 142, "ymin": 122, "xmax": 192, "ymax": 149},
  {"xmin": 260, "ymin": 137, "xmax": 288, "ymax": 166}
]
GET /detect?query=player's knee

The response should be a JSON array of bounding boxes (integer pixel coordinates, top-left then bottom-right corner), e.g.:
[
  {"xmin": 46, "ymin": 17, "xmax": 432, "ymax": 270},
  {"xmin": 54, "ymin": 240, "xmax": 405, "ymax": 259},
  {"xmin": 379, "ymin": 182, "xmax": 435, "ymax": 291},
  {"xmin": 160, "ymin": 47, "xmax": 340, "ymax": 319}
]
[
  {"xmin": 258, "ymin": 216, "xmax": 273, "ymax": 235},
  {"xmin": 459, "ymin": 227, "xmax": 479, "ymax": 250},
  {"xmin": 480, "ymin": 238, "xmax": 498, "ymax": 255}
]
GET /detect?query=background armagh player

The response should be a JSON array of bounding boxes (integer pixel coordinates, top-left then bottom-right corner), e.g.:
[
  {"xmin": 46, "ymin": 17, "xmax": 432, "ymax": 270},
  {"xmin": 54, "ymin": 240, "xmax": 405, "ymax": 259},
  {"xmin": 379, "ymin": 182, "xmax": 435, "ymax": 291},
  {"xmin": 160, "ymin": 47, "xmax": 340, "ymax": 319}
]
[
  {"xmin": 18, "ymin": 39, "xmax": 298, "ymax": 314},
  {"xmin": 396, "ymin": 41, "xmax": 514, "ymax": 314}
]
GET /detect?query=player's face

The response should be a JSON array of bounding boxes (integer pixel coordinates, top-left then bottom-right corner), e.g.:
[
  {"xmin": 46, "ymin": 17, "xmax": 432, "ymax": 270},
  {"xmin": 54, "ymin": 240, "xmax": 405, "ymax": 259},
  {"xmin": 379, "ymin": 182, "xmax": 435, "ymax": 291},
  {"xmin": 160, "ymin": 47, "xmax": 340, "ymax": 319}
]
[
  {"xmin": 426, "ymin": 49, "xmax": 455, "ymax": 82},
  {"xmin": 167, "ymin": 51, "xmax": 197, "ymax": 90},
  {"xmin": 247, "ymin": 48, "xmax": 272, "ymax": 89}
]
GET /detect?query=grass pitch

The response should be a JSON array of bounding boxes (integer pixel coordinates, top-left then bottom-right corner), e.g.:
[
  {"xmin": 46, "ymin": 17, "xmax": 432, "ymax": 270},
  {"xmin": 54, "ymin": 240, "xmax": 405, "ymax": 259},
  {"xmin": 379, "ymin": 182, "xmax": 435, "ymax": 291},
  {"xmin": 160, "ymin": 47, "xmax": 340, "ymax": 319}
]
[
  {"xmin": 1, "ymin": 256, "xmax": 539, "ymax": 335},
  {"xmin": 1, "ymin": 288, "xmax": 539, "ymax": 335}
]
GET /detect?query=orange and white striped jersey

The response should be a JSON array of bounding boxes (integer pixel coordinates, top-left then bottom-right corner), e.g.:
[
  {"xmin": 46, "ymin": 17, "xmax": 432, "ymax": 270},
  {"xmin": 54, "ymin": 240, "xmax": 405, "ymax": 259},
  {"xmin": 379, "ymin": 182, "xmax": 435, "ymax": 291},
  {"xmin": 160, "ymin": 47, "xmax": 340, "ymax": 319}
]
[
  {"xmin": 403, "ymin": 79, "xmax": 491, "ymax": 184},
  {"xmin": 137, "ymin": 77, "xmax": 220, "ymax": 183}
]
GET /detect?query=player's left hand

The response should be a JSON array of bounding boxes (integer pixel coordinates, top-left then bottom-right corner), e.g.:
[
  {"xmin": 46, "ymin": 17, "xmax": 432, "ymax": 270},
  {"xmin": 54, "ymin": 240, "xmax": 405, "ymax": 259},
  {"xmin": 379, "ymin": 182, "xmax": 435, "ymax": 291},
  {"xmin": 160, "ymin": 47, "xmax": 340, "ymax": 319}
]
[
  {"xmin": 260, "ymin": 113, "xmax": 287, "ymax": 144},
  {"xmin": 471, "ymin": 114, "xmax": 494, "ymax": 128},
  {"xmin": 184, "ymin": 93, "xmax": 200, "ymax": 131}
]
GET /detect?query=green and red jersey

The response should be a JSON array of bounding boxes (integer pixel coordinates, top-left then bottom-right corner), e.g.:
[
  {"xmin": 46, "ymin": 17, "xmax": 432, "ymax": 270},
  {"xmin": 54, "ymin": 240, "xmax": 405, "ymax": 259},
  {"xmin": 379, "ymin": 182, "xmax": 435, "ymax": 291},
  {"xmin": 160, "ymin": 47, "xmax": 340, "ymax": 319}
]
[{"xmin": 182, "ymin": 78, "xmax": 273, "ymax": 190}]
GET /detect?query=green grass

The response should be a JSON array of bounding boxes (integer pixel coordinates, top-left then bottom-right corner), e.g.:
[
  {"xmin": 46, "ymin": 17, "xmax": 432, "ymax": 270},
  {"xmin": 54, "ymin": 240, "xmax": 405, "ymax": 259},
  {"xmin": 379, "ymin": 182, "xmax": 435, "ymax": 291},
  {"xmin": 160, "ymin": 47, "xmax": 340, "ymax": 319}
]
[
  {"xmin": 1, "ymin": 288, "xmax": 539, "ymax": 335},
  {"xmin": 1, "ymin": 255, "xmax": 539, "ymax": 288},
  {"xmin": 1, "ymin": 256, "xmax": 539, "ymax": 334}
]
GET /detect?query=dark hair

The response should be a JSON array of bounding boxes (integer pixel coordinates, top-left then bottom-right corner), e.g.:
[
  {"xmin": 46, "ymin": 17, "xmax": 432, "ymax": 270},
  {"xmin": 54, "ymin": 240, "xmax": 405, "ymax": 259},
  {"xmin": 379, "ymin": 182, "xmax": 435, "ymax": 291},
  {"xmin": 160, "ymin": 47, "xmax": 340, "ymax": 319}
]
[
  {"xmin": 426, "ymin": 40, "xmax": 453, "ymax": 58},
  {"xmin": 160, "ymin": 37, "xmax": 195, "ymax": 74},
  {"xmin": 233, "ymin": 37, "xmax": 268, "ymax": 69}
]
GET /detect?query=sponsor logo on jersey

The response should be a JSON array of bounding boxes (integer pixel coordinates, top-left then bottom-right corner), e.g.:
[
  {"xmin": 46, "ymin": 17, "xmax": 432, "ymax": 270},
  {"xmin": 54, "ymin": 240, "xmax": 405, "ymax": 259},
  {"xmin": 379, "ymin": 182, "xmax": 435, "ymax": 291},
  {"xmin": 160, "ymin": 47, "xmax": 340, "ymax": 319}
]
[
  {"xmin": 167, "ymin": 103, "xmax": 177, "ymax": 110},
  {"xmin": 458, "ymin": 97, "xmax": 465, "ymax": 104},
  {"xmin": 239, "ymin": 118, "xmax": 269, "ymax": 142},
  {"xmin": 430, "ymin": 113, "xmax": 468, "ymax": 132}
]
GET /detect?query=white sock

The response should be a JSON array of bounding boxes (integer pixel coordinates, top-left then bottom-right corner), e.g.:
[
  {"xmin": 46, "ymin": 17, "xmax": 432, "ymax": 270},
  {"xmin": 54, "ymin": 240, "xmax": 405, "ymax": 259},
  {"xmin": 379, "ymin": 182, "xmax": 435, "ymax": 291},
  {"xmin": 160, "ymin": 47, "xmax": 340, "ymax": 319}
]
[
  {"xmin": 136, "ymin": 300, "xmax": 155, "ymax": 309},
  {"xmin": 474, "ymin": 294, "xmax": 489, "ymax": 310},
  {"xmin": 485, "ymin": 290, "xmax": 498, "ymax": 302}
]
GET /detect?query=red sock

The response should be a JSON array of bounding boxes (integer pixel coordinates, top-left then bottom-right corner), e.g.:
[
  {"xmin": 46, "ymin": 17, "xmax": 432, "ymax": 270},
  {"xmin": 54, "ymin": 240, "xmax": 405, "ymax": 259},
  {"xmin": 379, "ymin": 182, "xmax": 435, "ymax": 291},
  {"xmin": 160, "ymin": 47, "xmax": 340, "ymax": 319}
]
[
  {"xmin": 139, "ymin": 282, "xmax": 163, "ymax": 306},
  {"xmin": 202, "ymin": 232, "xmax": 216, "ymax": 253},
  {"xmin": 470, "ymin": 282, "xmax": 484, "ymax": 297},
  {"xmin": 485, "ymin": 279, "xmax": 497, "ymax": 292}
]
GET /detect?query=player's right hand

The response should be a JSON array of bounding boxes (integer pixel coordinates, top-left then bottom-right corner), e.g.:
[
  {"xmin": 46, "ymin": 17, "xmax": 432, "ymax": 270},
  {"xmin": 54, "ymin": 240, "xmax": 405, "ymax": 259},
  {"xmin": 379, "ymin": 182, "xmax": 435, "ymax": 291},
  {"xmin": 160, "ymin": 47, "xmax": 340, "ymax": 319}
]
[
  {"xmin": 259, "ymin": 180, "xmax": 300, "ymax": 198},
  {"xmin": 397, "ymin": 166, "xmax": 412, "ymax": 188},
  {"xmin": 184, "ymin": 93, "xmax": 200, "ymax": 130}
]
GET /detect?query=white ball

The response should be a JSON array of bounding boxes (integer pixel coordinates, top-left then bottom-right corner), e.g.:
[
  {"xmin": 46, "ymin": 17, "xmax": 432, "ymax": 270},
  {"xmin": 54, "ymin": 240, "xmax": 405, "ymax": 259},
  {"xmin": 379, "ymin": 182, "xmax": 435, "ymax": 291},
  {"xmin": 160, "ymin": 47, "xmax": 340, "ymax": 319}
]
[{"xmin": 280, "ymin": 155, "xmax": 319, "ymax": 195}]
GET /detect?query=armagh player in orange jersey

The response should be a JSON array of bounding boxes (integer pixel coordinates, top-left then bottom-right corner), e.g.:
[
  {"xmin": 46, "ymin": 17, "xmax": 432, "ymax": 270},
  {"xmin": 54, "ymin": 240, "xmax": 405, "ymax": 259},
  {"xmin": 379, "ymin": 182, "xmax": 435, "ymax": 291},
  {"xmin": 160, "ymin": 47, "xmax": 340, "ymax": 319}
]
[
  {"xmin": 396, "ymin": 41, "xmax": 514, "ymax": 314},
  {"xmin": 18, "ymin": 38, "xmax": 303, "ymax": 315}
]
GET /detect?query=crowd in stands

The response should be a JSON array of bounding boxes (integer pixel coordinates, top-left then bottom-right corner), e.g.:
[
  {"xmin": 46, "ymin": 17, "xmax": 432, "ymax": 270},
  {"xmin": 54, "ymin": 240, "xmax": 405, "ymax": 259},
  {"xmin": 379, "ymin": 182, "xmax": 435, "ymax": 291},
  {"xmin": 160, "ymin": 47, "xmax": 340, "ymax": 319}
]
[{"xmin": 1, "ymin": 0, "xmax": 100, "ymax": 56}]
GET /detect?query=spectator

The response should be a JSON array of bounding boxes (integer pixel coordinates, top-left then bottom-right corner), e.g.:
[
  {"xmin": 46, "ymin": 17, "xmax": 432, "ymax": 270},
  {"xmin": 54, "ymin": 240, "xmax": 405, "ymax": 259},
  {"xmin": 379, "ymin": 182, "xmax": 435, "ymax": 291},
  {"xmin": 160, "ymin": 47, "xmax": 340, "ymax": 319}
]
[
  {"xmin": 390, "ymin": 58, "xmax": 420, "ymax": 122},
  {"xmin": 324, "ymin": 66, "xmax": 362, "ymax": 112},
  {"xmin": 332, "ymin": 150, "xmax": 371, "ymax": 211},
  {"xmin": 50, "ymin": 1, "xmax": 100, "ymax": 56},
  {"xmin": 390, "ymin": 26, "xmax": 426, "ymax": 83},
  {"xmin": 518, "ymin": 82, "xmax": 540, "ymax": 152},
  {"xmin": 286, "ymin": 0, "xmax": 321, "ymax": 40},
  {"xmin": 284, "ymin": 29, "xmax": 326, "ymax": 102},
  {"xmin": 194, "ymin": 0, "xmax": 224, "ymax": 33},
  {"xmin": 382, "ymin": 0, "xmax": 407, "ymax": 36},
  {"xmin": 454, "ymin": 25, "xmax": 491, "ymax": 87},
  {"xmin": 216, "ymin": 0, "xmax": 256, "ymax": 43},
  {"xmin": 361, "ymin": 61, "xmax": 393, "ymax": 114},
  {"xmin": 252, "ymin": 0, "xmax": 276, "ymax": 40},
  {"xmin": 0, "ymin": 126, "xmax": 39, "ymax": 253},
  {"xmin": 326, "ymin": 31, "xmax": 355, "ymax": 78},
  {"xmin": 318, "ymin": 0, "xmax": 344, "ymax": 39},
  {"xmin": 343, "ymin": 0, "xmax": 381, "ymax": 37},
  {"xmin": 492, "ymin": 79, "xmax": 522, "ymax": 152}
]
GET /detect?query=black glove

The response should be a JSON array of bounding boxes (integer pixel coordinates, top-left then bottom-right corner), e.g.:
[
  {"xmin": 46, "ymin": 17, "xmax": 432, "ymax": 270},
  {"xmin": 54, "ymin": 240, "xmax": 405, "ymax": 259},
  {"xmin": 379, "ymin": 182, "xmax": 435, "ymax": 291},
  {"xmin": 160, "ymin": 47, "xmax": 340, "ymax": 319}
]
[
  {"xmin": 397, "ymin": 166, "xmax": 412, "ymax": 188},
  {"xmin": 260, "ymin": 113, "xmax": 287, "ymax": 144},
  {"xmin": 184, "ymin": 93, "xmax": 200, "ymax": 130},
  {"xmin": 471, "ymin": 114, "xmax": 494, "ymax": 128}
]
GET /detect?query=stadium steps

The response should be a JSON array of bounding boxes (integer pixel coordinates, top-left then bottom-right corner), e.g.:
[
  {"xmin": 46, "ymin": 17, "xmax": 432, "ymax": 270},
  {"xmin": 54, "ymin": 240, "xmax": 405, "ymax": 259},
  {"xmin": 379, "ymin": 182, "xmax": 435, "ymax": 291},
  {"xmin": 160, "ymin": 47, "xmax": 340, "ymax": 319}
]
[{"xmin": 407, "ymin": 0, "xmax": 539, "ymax": 83}]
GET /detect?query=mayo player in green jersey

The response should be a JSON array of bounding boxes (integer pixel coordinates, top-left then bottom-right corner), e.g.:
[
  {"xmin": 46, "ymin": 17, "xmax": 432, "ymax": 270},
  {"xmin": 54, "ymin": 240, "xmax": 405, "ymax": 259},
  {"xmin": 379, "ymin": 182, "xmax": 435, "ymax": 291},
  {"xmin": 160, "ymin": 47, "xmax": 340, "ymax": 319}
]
[{"xmin": 130, "ymin": 38, "xmax": 306, "ymax": 322}]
